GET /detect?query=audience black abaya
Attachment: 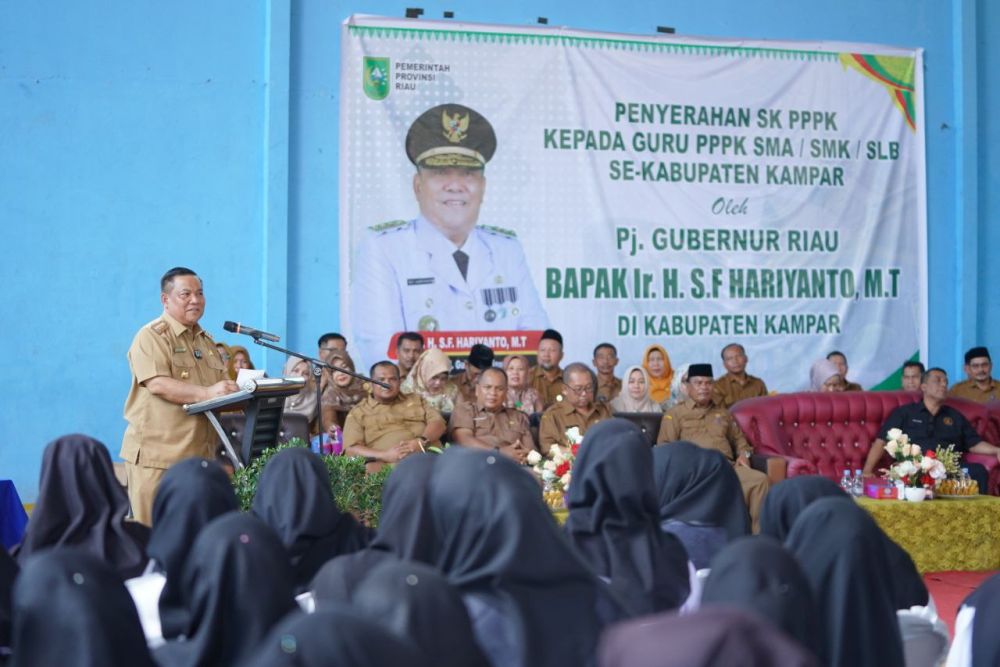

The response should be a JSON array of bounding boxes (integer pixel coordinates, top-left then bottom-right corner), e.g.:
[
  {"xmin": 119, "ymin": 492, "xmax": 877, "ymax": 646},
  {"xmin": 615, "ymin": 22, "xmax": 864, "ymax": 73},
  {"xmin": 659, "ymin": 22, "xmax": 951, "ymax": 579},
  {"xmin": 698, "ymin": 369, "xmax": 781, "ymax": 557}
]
[
  {"xmin": 652, "ymin": 441, "xmax": 749, "ymax": 567},
  {"xmin": 565, "ymin": 419, "xmax": 690, "ymax": 615},
  {"xmin": 959, "ymin": 571, "xmax": 1000, "ymax": 667},
  {"xmin": 702, "ymin": 536, "xmax": 822, "ymax": 660},
  {"xmin": 11, "ymin": 548, "xmax": 155, "ymax": 667},
  {"xmin": 759, "ymin": 475, "xmax": 846, "ymax": 541},
  {"xmin": 14, "ymin": 434, "xmax": 147, "ymax": 579},
  {"xmin": 598, "ymin": 607, "xmax": 819, "ymax": 667},
  {"xmin": 311, "ymin": 453, "xmax": 438, "ymax": 603},
  {"xmin": 0, "ymin": 550, "xmax": 19, "ymax": 657},
  {"xmin": 784, "ymin": 497, "xmax": 904, "ymax": 667},
  {"xmin": 761, "ymin": 475, "xmax": 928, "ymax": 608},
  {"xmin": 153, "ymin": 513, "xmax": 296, "ymax": 667},
  {"xmin": 251, "ymin": 447, "xmax": 369, "ymax": 591},
  {"xmin": 351, "ymin": 560, "xmax": 491, "ymax": 667},
  {"xmin": 147, "ymin": 458, "xmax": 238, "ymax": 640},
  {"xmin": 240, "ymin": 606, "xmax": 429, "ymax": 667},
  {"xmin": 430, "ymin": 446, "xmax": 606, "ymax": 667}
]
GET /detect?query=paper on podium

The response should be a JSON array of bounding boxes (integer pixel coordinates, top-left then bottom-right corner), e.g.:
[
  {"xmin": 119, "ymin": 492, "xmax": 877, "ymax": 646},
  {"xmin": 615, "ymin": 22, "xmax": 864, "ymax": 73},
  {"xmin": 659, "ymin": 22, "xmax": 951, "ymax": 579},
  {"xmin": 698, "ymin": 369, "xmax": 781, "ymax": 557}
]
[{"xmin": 236, "ymin": 368, "xmax": 266, "ymax": 391}]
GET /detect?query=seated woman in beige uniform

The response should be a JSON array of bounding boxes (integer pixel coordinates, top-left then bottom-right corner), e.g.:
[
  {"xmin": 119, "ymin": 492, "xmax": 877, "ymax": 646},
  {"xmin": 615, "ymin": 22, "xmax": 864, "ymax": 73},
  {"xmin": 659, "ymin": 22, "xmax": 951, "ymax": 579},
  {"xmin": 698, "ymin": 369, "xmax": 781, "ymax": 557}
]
[{"xmin": 343, "ymin": 361, "xmax": 447, "ymax": 472}]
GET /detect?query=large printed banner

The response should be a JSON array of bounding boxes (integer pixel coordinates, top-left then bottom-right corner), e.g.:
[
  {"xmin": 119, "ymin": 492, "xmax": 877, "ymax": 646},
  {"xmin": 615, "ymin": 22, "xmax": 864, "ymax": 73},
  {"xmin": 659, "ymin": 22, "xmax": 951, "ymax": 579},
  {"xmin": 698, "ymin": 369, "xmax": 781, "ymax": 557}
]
[{"xmin": 339, "ymin": 15, "xmax": 926, "ymax": 391}]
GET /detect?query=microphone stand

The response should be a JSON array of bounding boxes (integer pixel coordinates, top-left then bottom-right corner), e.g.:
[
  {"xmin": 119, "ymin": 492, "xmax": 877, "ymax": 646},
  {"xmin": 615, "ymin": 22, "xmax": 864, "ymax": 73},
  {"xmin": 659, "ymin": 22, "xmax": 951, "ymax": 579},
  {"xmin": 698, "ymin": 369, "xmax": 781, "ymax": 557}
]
[{"xmin": 247, "ymin": 337, "xmax": 389, "ymax": 438}]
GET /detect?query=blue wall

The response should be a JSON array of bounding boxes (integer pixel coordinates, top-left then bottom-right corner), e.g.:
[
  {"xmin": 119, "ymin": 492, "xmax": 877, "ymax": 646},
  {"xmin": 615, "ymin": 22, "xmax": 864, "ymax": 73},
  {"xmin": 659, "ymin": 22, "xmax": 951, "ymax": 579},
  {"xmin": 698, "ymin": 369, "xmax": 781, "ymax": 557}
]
[{"xmin": 1, "ymin": 0, "xmax": 995, "ymax": 502}]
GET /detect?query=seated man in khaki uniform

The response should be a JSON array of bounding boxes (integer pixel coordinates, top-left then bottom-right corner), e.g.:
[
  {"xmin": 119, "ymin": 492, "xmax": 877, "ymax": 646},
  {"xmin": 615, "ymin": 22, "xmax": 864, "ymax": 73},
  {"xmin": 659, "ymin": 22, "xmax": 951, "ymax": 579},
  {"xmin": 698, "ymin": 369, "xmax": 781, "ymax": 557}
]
[
  {"xmin": 530, "ymin": 329, "xmax": 567, "ymax": 408},
  {"xmin": 452, "ymin": 343, "xmax": 495, "ymax": 405},
  {"xmin": 343, "ymin": 361, "xmax": 447, "ymax": 471},
  {"xmin": 949, "ymin": 346, "xmax": 999, "ymax": 403},
  {"xmin": 657, "ymin": 363, "xmax": 769, "ymax": 532},
  {"xmin": 712, "ymin": 343, "xmax": 768, "ymax": 409},
  {"xmin": 538, "ymin": 362, "xmax": 612, "ymax": 456},
  {"xmin": 449, "ymin": 367, "xmax": 536, "ymax": 463}
]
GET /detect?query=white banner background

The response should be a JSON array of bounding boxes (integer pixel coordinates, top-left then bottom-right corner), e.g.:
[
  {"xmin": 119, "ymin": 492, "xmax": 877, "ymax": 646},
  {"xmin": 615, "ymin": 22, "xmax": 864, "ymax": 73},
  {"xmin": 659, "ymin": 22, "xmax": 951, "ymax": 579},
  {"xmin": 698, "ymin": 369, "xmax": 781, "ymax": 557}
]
[{"xmin": 339, "ymin": 16, "xmax": 926, "ymax": 391}]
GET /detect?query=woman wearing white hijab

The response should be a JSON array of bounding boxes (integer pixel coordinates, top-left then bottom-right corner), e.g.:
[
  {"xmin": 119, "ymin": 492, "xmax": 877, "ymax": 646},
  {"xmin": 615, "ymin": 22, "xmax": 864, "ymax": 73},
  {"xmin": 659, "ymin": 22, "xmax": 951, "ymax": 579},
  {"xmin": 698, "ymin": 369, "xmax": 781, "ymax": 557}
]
[{"xmin": 611, "ymin": 366, "xmax": 662, "ymax": 414}]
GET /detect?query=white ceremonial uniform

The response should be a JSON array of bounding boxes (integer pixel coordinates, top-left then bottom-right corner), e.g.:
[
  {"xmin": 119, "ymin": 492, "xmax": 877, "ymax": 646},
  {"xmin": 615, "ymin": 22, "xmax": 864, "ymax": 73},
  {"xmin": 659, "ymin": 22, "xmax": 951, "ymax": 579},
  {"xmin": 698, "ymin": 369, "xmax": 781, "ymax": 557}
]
[{"xmin": 351, "ymin": 216, "xmax": 550, "ymax": 368}]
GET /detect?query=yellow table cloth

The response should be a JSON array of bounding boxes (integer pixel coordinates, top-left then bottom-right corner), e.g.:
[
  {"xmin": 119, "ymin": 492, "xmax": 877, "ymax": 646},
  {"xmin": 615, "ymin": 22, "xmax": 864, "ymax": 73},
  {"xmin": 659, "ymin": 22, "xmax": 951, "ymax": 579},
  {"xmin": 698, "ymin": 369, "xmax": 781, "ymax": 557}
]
[{"xmin": 857, "ymin": 496, "xmax": 1000, "ymax": 573}]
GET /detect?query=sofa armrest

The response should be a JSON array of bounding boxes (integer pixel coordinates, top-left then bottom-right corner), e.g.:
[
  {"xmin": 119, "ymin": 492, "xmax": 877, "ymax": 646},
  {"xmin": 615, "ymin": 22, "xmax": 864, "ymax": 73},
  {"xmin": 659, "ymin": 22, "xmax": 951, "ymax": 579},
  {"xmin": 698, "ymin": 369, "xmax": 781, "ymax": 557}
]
[
  {"xmin": 750, "ymin": 454, "xmax": 787, "ymax": 486},
  {"xmin": 964, "ymin": 453, "xmax": 999, "ymax": 471}
]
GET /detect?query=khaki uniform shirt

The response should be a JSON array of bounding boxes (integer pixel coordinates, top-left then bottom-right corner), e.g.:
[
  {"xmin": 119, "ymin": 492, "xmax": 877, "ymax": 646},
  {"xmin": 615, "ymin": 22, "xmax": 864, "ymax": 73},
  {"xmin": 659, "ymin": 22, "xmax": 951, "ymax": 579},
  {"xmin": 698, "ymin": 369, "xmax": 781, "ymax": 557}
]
[
  {"xmin": 657, "ymin": 398, "xmax": 752, "ymax": 461},
  {"xmin": 449, "ymin": 401, "xmax": 535, "ymax": 455},
  {"xmin": 949, "ymin": 378, "xmax": 1000, "ymax": 403},
  {"xmin": 452, "ymin": 370, "xmax": 477, "ymax": 405},
  {"xmin": 121, "ymin": 312, "xmax": 227, "ymax": 469},
  {"xmin": 538, "ymin": 400, "xmax": 612, "ymax": 456},
  {"xmin": 712, "ymin": 373, "xmax": 768, "ymax": 408},
  {"xmin": 342, "ymin": 394, "xmax": 443, "ymax": 452},
  {"xmin": 530, "ymin": 365, "xmax": 566, "ymax": 408},
  {"xmin": 596, "ymin": 375, "xmax": 622, "ymax": 404}
]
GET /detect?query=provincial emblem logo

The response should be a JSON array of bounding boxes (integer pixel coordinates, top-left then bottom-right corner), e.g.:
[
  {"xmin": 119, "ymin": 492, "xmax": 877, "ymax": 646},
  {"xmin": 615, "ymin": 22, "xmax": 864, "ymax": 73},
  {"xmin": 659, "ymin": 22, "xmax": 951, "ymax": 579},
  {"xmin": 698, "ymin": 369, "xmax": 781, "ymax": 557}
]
[{"xmin": 363, "ymin": 57, "xmax": 390, "ymax": 101}]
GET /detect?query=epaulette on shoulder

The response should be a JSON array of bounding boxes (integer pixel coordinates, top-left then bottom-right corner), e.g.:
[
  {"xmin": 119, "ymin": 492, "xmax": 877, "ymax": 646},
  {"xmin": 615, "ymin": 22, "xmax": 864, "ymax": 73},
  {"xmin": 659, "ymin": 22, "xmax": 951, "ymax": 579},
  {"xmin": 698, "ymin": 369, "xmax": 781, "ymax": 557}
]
[
  {"xmin": 368, "ymin": 219, "xmax": 409, "ymax": 234},
  {"xmin": 150, "ymin": 320, "xmax": 169, "ymax": 335},
  {"xmin": 478, "ymin": 224, "xmax": 517, "ymax": 239}
]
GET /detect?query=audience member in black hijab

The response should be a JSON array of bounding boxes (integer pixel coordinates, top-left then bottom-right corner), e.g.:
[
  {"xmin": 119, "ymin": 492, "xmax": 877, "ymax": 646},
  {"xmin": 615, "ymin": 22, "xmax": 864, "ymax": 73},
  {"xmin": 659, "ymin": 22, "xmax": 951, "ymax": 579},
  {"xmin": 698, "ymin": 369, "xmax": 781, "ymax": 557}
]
[
  {"xmin": 565, "ymin": 419, "xmax": 690, "ymax": 615},
  {"xmin": 761, "ymin": 475, "xmax": 928, "ymax": 608},
  {"xmin": 240, "ymin": 606, "xmax": 429, "ymax": 667},
  {"xmin": 430, "ymin": 446, "xmax": 607, "ymax": 667},
  {"xmin": 597, "ymin": 607, "xmax": 819, "ymax": 667},
  {"xmin": 154, "ymin": 513, "xmax": 296, "ymax": 667},
  {"xmin": 251, "ymin": 448, "xmax": 369, "ymax": 591},
  {"xmin": 0, "ymin": 549, "xmax": 19, "ymax": 659},
  {"xmin": 759, "ymin": 475, "xmax": 845, "ymax": 541},
  {"xmin": 11, "ymin": 548, "xmax": 155, "ymax": 667},
  {"xmin": 784, "ymin": 497, "xmax": 904, "ymax": 666},
  {"xmin": 652, "ymin": 441, "xmax": 749, "ymax": 568},
  {"xmin": 351, "ymin": 560, "xmax": 491, "ymax": 667},
  {"xmin": 148, "ymin": 458, "xmax": 238, "ymax": 640},
  {"xmin": 702, "ymin": 536, "xmax": 821, "ymax": 660},
  {"xmin": 13, "ymin": 434, "xmax": 147, "ymax": 579},
  {"xmin": 949, "ymin": 571, "xmax": 1000, "ymax": 667},
  {"xmin": 311, "ymin": 453, "xmax": 437, "ymax": 603}
]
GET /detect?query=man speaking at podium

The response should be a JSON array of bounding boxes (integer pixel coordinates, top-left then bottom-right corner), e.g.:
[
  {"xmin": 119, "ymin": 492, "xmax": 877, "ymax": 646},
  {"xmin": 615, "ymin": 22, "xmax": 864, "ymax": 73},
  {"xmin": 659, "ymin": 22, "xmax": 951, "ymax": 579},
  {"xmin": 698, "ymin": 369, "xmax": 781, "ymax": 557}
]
[{"xmin": 120, "ymin": 267, "xmax": 239, "ymax": 525}]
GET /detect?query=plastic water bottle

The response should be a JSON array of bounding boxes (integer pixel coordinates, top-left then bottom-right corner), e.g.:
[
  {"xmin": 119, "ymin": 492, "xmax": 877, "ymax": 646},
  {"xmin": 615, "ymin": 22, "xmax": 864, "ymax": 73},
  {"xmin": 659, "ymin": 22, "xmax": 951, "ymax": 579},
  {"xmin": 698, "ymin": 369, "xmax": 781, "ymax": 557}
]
[
  {"xmin": 852, "ymin": 469, "xmax": 864, "ymax": 497},
  {"xmin": 840, "ymin": 469, "xmax": 852, "ymax": 494}
]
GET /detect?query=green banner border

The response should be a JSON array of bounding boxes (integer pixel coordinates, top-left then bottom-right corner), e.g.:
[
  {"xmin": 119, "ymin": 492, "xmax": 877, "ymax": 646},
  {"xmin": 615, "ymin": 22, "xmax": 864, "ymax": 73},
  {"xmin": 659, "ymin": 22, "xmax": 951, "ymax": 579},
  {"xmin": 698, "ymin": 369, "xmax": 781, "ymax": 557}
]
[{"xmin": 348, "ymin": 24, "xmax": 841, "ymax": 61}]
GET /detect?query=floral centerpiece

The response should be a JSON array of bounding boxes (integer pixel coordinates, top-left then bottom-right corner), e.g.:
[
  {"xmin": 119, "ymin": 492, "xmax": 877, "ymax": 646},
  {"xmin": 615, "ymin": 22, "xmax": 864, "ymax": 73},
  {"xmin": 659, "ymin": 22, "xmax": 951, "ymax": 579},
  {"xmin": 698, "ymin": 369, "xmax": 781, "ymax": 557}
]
[
  {"xmin": 529, "ymin": 427, "xmax": 583, "ymax": 507},
  {"xmin": 880, "ymin": 429, "xmax": 946, "ymax": 498}
]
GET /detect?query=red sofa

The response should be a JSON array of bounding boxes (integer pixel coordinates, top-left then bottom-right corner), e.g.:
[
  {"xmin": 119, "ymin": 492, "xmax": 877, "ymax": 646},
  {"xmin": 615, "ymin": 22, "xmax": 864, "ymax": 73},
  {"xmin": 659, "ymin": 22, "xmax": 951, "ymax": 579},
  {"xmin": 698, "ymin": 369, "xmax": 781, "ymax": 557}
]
[{"xmin": 730, "ymin": 391, "xmax": 999, "ymax": 484}]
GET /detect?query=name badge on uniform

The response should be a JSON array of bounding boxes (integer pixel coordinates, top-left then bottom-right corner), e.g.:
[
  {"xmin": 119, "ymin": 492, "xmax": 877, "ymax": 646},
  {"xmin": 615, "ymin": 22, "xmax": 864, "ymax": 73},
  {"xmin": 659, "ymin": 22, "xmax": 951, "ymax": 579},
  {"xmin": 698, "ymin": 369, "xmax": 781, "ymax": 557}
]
[
  {"xmin": 481, "ymin": 287, "xmax": 517, "ymax": 307},
  {"xmin": 407, "ymin": 277, "xmax": 435, "ymax": 286}
]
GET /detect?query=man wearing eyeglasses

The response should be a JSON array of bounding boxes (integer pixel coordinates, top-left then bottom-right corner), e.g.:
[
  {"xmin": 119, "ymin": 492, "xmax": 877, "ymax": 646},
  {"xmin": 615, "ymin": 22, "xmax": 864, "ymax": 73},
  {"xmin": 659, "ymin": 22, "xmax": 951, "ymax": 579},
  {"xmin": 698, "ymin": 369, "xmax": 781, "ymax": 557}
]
[
  {"xmin": 949, "ymin": 346, "xmax": 999, "ymax": 403},
  {"xmin": 538, "ymin": 362, "xmax": 612, "ymax": 456}
]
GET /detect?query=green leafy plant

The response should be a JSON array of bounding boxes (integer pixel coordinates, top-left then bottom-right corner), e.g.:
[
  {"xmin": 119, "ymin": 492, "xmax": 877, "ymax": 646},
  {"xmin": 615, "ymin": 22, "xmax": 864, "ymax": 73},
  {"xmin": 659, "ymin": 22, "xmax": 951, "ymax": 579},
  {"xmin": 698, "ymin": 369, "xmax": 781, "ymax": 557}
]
[{"xmin": 231, "ymin": 439, "xmax": 391, "ymax": 527}]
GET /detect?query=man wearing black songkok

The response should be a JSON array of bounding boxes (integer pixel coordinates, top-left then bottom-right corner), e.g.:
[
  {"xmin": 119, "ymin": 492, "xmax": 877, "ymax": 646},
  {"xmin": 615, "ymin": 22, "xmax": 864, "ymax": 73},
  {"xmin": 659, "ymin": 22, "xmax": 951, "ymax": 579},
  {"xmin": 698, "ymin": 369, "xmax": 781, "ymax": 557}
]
[
  {"xmin": 657, "ymin": 363, "xmax": 769, "ymax": 532},
  {"xmin": 452, "ymin": 343, "xmax": 495, "ymax": 404}
]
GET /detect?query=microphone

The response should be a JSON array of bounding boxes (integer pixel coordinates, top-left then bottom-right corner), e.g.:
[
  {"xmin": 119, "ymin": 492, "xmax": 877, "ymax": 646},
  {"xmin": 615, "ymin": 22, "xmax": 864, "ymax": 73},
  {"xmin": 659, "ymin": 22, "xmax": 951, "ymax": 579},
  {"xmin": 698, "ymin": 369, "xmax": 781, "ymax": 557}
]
[{"xmin": 223, "ymin": 321, "xmax": 281, "ymax": 343}]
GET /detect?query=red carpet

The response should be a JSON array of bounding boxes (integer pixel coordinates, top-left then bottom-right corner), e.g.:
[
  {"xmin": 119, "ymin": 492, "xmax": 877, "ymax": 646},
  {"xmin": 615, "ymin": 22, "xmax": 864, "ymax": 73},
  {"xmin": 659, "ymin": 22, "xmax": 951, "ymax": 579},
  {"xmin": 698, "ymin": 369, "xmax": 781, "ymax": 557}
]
[{"xmin": 925, "ymin": 570, "xmax": 997, "ymax": 636}]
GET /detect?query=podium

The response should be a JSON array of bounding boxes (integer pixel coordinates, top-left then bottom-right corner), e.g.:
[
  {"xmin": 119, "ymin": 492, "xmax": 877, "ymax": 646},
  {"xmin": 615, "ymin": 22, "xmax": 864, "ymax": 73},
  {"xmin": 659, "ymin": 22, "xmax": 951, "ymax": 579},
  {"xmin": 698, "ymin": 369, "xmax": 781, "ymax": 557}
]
[{"xmin": 184, "ymin": 377, "xmax": 306, "ymax": 469}]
